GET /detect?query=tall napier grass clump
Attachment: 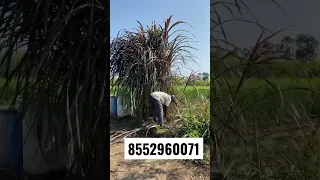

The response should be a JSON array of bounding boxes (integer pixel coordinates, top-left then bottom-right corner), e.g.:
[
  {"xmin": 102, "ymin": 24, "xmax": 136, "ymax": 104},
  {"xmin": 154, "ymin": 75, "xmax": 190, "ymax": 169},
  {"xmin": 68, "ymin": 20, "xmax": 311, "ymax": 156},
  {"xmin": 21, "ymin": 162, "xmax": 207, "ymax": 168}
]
[
  {"xmin": 211, "ymin": 1, "xmax": 320, "ymax": 179},
  {"xmin": 0, "ymin": 0, "xmax": 110, "ymax": 178},
  {"xmin": 110, "ymin": 16, "xmax": 195, "ymax": 120}
]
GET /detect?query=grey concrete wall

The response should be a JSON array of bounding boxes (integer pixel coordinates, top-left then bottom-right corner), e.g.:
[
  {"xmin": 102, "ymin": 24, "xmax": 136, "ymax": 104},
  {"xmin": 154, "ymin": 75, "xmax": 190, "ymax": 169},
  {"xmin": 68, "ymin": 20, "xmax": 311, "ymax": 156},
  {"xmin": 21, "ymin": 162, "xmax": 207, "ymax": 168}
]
[{"xmin": 22, "ymin": 105, "xmax": 72, "ymax": 174}]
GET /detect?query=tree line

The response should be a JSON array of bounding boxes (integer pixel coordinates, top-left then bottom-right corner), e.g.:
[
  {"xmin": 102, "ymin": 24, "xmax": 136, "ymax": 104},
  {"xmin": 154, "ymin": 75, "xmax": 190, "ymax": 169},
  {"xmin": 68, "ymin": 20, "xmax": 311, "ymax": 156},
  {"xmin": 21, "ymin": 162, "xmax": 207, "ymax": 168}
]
[{"xmin": 242, "ymin": 33, "xmax": 319, "ymax": 62}]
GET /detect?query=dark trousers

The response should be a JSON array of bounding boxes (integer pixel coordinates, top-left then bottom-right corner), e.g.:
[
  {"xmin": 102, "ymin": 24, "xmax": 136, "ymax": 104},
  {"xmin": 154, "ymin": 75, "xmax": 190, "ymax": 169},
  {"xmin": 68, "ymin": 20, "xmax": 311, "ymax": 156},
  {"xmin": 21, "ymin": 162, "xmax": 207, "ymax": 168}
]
[{"xmin": 149, "ymin": 96, "xmax": 164, "ymax": 125}]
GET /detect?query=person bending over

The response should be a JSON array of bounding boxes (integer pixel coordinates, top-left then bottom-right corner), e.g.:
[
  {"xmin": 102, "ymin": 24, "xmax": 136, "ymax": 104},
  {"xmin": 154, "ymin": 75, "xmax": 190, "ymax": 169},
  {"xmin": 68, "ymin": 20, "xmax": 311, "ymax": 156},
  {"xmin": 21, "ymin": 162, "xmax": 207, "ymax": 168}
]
[{"xmin": 149, "ymin": 91, "xmax": 177, "ymax": 126}]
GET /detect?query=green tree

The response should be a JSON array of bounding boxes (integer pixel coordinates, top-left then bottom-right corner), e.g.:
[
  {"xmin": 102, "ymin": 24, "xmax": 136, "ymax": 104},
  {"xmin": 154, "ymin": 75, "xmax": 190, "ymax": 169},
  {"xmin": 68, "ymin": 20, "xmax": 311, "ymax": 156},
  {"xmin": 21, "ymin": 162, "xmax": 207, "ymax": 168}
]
[
  {"xmin": 295, "ymin": 34, "xmax": 319, "ymax": 62},
  {"xmin": 197, "ymin": 73, "xmax": 203, "ymax": 80},
  {"xmin": 280, "ymin": 36, "xmax": 295, "ymax": 58},
  {"xmin": 202, "ymin": 72, "xmax": 209, "ymax": 81}
]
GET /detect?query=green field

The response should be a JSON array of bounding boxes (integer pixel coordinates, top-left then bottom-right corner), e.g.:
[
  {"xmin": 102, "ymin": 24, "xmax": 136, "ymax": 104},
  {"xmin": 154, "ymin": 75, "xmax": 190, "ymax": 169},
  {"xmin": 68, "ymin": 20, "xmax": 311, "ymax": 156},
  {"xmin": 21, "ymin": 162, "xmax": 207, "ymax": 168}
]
[
  {"xmin": 0, "ymin": 78, "xmax": 17, "ymax": 106},
  {"xmin": 215, "ymin": 77, "xmax": 320, "ymax": 122},
  {"xmin": 111, "ymin": 85, "xmax": 210, "ymax": 101}
]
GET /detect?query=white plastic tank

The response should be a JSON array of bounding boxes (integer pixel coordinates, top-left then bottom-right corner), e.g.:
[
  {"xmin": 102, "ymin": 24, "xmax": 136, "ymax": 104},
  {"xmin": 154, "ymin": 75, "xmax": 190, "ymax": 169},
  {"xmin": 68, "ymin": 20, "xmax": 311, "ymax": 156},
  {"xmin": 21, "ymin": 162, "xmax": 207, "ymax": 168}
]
[{"xmin": 117, "ymin": 95, "xmax": 133, "ymax": 118}]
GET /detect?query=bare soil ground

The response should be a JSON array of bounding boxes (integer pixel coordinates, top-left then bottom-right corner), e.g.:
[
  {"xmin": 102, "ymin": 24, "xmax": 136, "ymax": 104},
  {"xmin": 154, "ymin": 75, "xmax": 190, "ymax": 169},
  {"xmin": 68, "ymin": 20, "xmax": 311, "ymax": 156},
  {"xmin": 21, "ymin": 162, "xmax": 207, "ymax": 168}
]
[
  {"xmin": 110, "ymin": 141, "xmax": 209, "ymax": 180},
  {"xmin": 110, "ymin": 118, "xmax": 210, "ymax": 180}
]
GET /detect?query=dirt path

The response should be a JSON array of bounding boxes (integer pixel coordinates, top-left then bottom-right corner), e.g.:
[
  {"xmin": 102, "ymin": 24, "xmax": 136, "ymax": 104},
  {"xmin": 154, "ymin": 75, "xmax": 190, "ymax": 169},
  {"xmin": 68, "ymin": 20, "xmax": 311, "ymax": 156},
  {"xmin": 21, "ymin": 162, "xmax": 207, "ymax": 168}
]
[{"xmin": 110, "ymin": 141, "xmax": 209, "ymax": 180}]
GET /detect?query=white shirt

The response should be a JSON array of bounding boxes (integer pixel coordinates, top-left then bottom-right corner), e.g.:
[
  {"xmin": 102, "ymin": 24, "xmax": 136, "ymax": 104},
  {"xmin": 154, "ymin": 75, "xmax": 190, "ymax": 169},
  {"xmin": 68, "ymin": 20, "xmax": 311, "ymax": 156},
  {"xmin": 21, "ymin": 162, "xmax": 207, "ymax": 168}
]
[{"xmin": 150, "ymin": 91, "xmax": 172, "ymax": 106}]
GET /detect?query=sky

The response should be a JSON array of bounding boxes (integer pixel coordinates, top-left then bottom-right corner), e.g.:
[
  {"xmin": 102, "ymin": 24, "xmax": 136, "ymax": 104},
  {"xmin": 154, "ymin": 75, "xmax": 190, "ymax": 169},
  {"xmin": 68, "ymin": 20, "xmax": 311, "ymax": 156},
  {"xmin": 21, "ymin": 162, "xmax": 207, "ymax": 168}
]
[
  {"xmin": 111, "ymin": 0, "xmax": 210, "ymax": 77},
  {"xmin": 212, "ymin": 0, "xmax": 320, "ymax": 56}
]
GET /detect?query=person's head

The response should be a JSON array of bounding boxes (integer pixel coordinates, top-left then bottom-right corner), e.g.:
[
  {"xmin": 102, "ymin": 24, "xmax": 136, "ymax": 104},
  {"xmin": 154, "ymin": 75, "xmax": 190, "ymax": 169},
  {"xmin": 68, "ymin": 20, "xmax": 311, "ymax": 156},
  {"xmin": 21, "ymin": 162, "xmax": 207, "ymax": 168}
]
[{"xmin": 171, "ymin": 95, "xmax": 178, "ymax": 106}]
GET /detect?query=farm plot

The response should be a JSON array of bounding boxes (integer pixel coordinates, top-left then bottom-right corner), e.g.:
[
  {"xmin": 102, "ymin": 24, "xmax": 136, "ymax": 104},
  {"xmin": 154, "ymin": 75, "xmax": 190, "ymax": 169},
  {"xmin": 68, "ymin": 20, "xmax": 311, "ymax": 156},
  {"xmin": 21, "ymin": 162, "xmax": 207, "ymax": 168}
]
[{"xmin": 110, "ymin": 85, "xmax": 210, "ymax": 179}]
